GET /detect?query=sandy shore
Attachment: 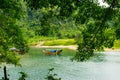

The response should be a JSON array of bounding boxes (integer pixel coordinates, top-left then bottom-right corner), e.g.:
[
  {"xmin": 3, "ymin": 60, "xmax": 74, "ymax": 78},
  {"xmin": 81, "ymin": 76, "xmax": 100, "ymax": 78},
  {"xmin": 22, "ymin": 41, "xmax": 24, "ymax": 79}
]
[
  {"xmin": 31, "ymin": 45, "xmax": 120, "ymax": 52},
  {"xmin": 31, "ymin": 45, "xmax": 78, "ymax": 50},
  {"xmin": 104, "ymin": 48, "xmax": 120, "ymax": 52}
]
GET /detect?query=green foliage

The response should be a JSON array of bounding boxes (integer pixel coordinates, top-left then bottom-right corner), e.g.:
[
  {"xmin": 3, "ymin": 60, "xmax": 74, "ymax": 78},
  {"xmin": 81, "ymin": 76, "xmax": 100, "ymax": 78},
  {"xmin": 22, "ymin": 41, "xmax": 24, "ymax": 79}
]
[
  {"xmin": 0, "ymin": 0, "xmax": 28, "ymax": 64},
  {"xmin": 0, "ymin": 48, "xmax": 20, "ymax": 65},
  {"xmin": 0, "ymin": 0, "xmax": 120, "ymax": 64},
  {"xmin": 0, "ymin": 0, "xmax": 26, "ymax": 19},
  {"xmin": 27, "ymin": 8, "xmax": 60, "ymax": 36},
  {"xmin": 72, "ymin": 43, "xmax": 94, "ymax": 61},
  {"xmin": 25, "ymin": 0, "xmax": 120, "ymax": 61},
  {"xmin": 113, "ymin": 40, "xmax": 120, "ymax": 48},
  {"xmin": 104, "ymin": 0, "xmax": 120, "ymax": 8},
  {"xmin": 0, "ymin": 68, "xmax": 27, "ymax": 80},
  {"xmin": 27, "ymin": 8, "xmax": 80, "ymax": 38},
  {"xmin": 45, "ymin": 68, "xmax": 61, "ymax": 80},
  {"xmin": 72, "ymin": 0, "xmax": 120, "ymax": 61},
  {"xmin": 18, "ymin": 71, "xmax": 28, "ymax": 80}
]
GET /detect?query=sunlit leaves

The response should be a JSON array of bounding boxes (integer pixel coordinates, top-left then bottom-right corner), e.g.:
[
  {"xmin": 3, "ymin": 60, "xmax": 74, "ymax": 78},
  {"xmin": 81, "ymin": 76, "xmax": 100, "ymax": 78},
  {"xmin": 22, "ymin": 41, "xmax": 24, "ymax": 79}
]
[
  {"xmin": 116, "ymin": 28, "xmax": 120, "ymax": 39},
  {"xmin": 25, "ymin": 0, "xmax": 120, "ymax": 61},
  {"xmin": 0, "ymin": 0, "xmax": 28, "ymax": 64},
  {"xmin": 104, "ymin": 0, "xmax": 120, "ymax": 8},
  {"xmin": 0, "ymin": 0, "xmax": 27, "ymax": 19}
]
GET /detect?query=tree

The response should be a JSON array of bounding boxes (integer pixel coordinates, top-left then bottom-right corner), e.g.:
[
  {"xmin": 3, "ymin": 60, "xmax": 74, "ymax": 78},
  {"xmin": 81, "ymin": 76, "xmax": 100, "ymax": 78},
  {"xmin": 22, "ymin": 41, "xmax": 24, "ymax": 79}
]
[
  {"xmin": 73, "ymin": 0, "xmax": 120, "ymax": 61},
  {"xmin": 25, "ymin": 0, "xmax": 120, "ymax": 61},
  {"xmin": 0, "ymin": 0, "xmax": 28, "ymax": 65}
]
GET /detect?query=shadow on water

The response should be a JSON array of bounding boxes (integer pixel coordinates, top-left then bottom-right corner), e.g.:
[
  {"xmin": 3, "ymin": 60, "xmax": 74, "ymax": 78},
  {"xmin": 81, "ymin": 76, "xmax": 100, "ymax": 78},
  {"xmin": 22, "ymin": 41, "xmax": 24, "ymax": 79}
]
[
  {"xmin": 90, "ymin": 52, "xmax": 107, "ymax": 62},
  {"xmin": 1, "ymin": 48, "xmax": 120, "ymax": 80}
]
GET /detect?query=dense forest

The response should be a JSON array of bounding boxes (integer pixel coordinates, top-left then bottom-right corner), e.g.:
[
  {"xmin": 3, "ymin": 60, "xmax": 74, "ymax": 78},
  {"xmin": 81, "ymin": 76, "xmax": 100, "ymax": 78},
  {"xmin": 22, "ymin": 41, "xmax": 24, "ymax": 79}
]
[
  {"xmin": 0, "ymin": 0, "xmax": 120, "ymax": 64},
  {"xmin": 0, "ymin": 0, "xmax": 120, "ymax": 80}
]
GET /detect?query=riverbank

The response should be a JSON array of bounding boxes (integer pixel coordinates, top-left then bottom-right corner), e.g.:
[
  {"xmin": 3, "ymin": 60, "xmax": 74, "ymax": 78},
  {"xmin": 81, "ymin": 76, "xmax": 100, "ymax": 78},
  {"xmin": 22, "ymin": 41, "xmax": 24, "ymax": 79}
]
[
  {"xmin": 104, "ymin": 48, "xmax": 120, "ymax": 52},
  {"xmin": 31, "ymin": 45, "xmax": 120, "ymax": 52},
  {"xmin": 31, "ymin": 45, "xmax": 78, "ymax": 50}
]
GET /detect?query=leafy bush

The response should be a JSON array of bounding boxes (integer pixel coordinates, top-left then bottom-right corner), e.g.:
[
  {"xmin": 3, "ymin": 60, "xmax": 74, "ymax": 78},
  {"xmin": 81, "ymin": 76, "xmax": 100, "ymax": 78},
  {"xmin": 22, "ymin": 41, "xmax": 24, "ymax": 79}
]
[{"xmin": 45, "ymin": 68, "xmax": 61, "ymax": 80}]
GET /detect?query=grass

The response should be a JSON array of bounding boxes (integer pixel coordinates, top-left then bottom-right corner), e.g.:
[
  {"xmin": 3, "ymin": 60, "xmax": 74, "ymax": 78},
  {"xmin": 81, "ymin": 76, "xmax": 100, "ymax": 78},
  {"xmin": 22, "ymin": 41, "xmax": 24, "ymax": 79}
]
[
  {"xmin": 27, "ymin": 36, "xmax": 120, "ymax": 50},
  {"xmin": 113, "ymin": 40, "xmax": 120, "ymax": 49},
  {"xmin": 43, "ymin": 39, "xmax": 76, "ymax": 46},
  {"xmin": 28, "ymin": 36, "xmax": 58, "ymax": 46},
  {"xmin": 28, "ymin": 36, "xmax": 76, "ymax": 46}
]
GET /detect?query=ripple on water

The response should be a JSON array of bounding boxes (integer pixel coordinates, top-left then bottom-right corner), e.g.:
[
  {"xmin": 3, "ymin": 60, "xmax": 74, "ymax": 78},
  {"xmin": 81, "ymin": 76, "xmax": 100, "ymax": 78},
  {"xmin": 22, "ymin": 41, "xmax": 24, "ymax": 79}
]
[{"xmin": 0, "ymin": 52, "xmax": 120, "ymax": 80}]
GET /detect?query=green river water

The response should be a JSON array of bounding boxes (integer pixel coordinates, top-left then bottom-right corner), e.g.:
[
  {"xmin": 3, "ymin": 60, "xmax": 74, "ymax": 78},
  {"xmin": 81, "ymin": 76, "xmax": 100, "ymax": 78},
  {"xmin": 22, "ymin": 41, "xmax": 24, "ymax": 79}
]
[{"xmin": 0, "ymin": 48, "xmax": 120, "ymax": 80}]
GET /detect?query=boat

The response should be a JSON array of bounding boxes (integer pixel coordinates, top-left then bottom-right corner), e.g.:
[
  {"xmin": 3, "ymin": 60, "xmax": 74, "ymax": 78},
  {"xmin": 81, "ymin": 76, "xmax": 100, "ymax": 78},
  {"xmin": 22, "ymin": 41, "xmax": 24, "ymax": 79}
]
[
  {"xmin": 43, "ymin": 49, "xmax": 62, "ymax": 55},
  {"xmin": 10, "ymin": 47, "xmax": 21, "ymax": 52}
]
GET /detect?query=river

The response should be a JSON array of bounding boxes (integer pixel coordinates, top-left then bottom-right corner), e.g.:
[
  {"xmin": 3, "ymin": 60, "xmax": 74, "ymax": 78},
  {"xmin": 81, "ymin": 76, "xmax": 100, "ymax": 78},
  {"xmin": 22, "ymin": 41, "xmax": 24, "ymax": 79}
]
[{"xmin": 0, "ymin": 48, "xmax": 120, "ymax": 80}]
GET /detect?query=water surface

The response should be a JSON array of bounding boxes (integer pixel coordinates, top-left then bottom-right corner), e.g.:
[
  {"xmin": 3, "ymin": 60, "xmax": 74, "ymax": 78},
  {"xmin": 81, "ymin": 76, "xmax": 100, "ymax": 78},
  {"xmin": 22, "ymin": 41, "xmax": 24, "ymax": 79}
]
[{"xmin": 0, "ymin": 48, "xmax": 120, "ymax": 80}]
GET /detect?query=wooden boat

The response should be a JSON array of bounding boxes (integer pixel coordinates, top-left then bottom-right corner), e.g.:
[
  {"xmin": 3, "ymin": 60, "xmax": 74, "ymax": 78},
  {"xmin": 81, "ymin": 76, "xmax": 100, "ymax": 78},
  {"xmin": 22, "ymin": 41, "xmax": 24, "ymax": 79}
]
[
  {"xmin": 43, "ymin": 49, "xmax": 62, "ymax": 55},
  {"xmin": 10, "ymin": 47, "xmax": 22, "ymax": 52}
]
